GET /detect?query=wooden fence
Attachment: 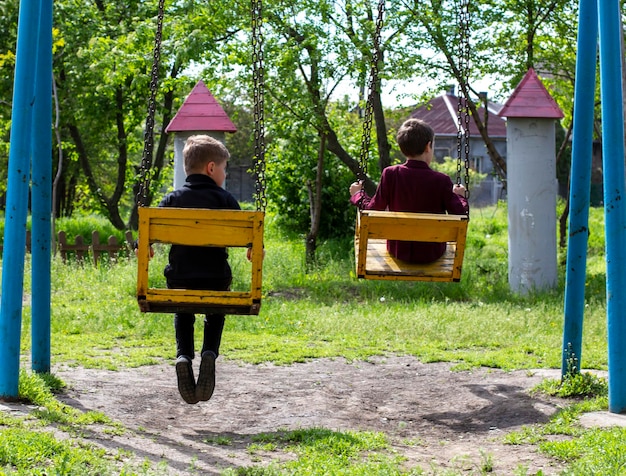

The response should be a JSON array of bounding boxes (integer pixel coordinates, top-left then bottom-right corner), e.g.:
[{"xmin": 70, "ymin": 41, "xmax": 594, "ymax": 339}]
[{"xmin": 2, "ymin": 230, "xmax": 135, "ymax": 265}]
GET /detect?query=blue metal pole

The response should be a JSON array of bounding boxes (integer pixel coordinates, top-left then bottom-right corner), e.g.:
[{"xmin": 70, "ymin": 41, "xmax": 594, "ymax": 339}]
[
  {"xmin": 0, "ymin": 0, "xmax": 41, "ymax": 398},
  {"xmin": 31, "ymin": 0, "xmax": 53, "ymax": 374},
  {"xmin": 561, "ymin": 0, "xmax": 597, "ymax": 378},
  {"xmin": 598, "ymin": 0, "xmax": 626, "ymax": 414}
]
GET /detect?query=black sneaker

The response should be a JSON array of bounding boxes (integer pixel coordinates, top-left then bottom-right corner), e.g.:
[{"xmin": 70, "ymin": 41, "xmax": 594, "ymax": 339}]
[
  {"xmin": 196, "ymin": 351, "xmax": 216, "ymax": 401},
  {"xmin": 175, "ymin": 355, "xmax": 199, "ymax": 404}
]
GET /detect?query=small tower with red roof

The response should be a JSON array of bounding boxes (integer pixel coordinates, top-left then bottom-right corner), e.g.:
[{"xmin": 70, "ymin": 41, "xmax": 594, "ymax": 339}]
[
  {"xmin": 498, "ymin": 68, "xmax": 564, "ymax": 294},
  {"xmin": 165, "ymin": 80, "xmax": 237, "ymax": 189}
]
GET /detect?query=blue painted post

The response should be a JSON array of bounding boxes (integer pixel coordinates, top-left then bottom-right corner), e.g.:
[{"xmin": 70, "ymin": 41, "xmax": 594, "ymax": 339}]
[
  {"xmin": 0, "ymin": 0, "xmax": 42, "ymax": 398},
  {"xmin": 31, "ymin": 0, "xmax": 53, "ymax": 374},
  {"xmin": 561, "ymin": 0, "xmax": 597, "ymax": 377},
  {"xmin": 598, "ymin": 0, "xmax": 626, "ymax": 413}
]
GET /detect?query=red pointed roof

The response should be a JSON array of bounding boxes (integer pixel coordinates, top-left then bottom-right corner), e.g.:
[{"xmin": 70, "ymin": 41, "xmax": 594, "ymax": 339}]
[
  {"xmin": 165, "ymin": 80, "xmax": 237, "ymax": 133},
  {"xmin": 410, "ymin": 93, "xmax": 507, "ymax": 138},
  {"xmin": 498, "ymin": 68, "xmax": 563, "ymax": 119}
]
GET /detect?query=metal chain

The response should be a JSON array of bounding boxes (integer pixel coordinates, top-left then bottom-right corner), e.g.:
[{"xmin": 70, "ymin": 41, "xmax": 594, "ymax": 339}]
[
  {"xmin": 456, "ymin": 0, "xmax": 471, "ymax": 206},
  {"xmin": 357, "ymin": 0, "xmax": 385, "ymax": 180},
  {"xmin": 137, "ymin": 0, "xmax": 166, "ymax": 208},
  {"xmin": 251, "ymin": 0, "xmax": 267, "ymax": 212}
]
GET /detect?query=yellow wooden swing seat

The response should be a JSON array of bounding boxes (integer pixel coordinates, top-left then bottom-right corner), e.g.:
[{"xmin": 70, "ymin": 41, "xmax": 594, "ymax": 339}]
[
  {"xmin": 136, "ymin": 207, "xmax": 264, "ymax": 315},
  {"xmin": 355, "ymin": 210, "xmax": 469, "ymax": 282}
]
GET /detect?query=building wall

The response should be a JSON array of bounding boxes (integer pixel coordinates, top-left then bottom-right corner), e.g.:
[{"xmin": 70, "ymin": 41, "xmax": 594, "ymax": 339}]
[
  {"xmin": 225, "ymin": 135, "xmax": 510, "ymax": 207},
  {"xmin": 225, "ymin": 164, "xmax": 256, "ymax": 204},
  {"xmin": 433, "ymin": 135, "xmax": 507, "ymax": 207}
]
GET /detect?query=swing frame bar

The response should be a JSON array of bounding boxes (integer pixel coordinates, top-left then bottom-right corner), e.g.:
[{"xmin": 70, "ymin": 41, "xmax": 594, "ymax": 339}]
[
  {"xmin": 136, "ymin": 207, "xmax": 264, "ymax": 315},
  {"xmin": 355, "ymin": 210, "xmax": 469, "ymax": 282}
]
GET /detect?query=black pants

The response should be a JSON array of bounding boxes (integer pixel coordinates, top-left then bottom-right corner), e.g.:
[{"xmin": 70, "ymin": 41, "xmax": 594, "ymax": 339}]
[{"xmin": 168, "ymin": 277, "xmax": 231, "ymax": 359}]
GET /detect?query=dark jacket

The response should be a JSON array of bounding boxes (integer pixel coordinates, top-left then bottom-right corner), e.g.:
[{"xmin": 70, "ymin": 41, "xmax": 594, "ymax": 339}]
[
  {"xmin": 351, "ymin": 160, "xmax": 468, "ymax": 263},
  {"xmin": 159, "ymin": 174, "xmax": 241, "ymax": 282}
]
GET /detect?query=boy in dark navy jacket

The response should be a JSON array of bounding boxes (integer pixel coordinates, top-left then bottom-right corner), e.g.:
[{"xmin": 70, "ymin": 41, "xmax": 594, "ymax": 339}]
[
  {"xmin": 159, "ymin": 135, "xmax": 240, "ymax": 404},
  {"xmin": 349, "ymin": 118, "xmax": 469, "ymax": 264}
]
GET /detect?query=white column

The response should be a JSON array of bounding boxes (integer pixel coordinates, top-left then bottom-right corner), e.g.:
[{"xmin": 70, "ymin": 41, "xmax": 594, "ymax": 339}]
[{"xmin": 507, "ymin": 118, "xmax": 558, "ymax": 294}]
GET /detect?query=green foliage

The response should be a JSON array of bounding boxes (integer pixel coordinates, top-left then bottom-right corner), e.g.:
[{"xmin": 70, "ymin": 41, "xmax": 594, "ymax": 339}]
[
  {"xmin": 265, "ymin": 103, "xmax": 360, "ymax": 238},
  {"xmin": 2, "ymin": 0, "xmax": 588, "ymax": 236},
  {"xmin": 503, "ymin": 393, "xmax": 624, "ymax": 476},
  {"xmin": 0, "ymin": 428, "xmax": 111, "ymax": 475},
  {"xmin": 54, "ymin": 215, "xmax": 130, "ymax": 244},
  {"xmin": 533, "ymin": 372, "xmax": 608, "ymax": 399},
  {"xmin": 0, "ymin": 213, "xmax": 131, "ymax": 250},
  {"xmin": 224, "ymin": 428, "xmax": 407, "ymax": 476},
  {"xmin": 430, "ymin": 156, "xmax": 487, "ymax": 190},
  {"xmin": 0, "ymin": 369, "xmax": 139, "ymax": 475},
  {"xmin": 586, "ymin": 205, "xmax": 606, "ymax": 256},
  {"xmin": 15, "ymin": 203, "xmax": 605, "ymax": 373},
  {"xmin": 543, "ymin": 427, "xmax": 626, "ymax": 475},
  {"xmin": 2, "ymin": 202, "xmax": 622, "ymax": 475},
  {"xmin": 17, "ymin": 371, "xmax": 64, "ymax": 407},
  {"xmin": 16, "ymin": 369, "xmax": 114, "ymax": 429}
]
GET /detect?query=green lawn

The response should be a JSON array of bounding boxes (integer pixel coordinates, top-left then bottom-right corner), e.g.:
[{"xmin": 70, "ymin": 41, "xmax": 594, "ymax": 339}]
[{"xmin": 2, "ymin": 201, "xmax": 622, "ymax": 475}]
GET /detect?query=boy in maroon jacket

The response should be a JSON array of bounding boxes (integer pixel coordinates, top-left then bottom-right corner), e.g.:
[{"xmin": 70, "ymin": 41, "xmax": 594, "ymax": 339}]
[{"xmin": 349, "ymin": 118, "xmax": 468, "ymax": 263}]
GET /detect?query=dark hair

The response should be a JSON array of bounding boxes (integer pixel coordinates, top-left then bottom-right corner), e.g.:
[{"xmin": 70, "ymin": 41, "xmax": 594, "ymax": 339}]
[
  {"xmin": 183, "ymin": 135, "xmax": 230, "ymax": 174},
  {"xmin": 396, "ymin": 118, "xmax": 434, "ymax": 157}
]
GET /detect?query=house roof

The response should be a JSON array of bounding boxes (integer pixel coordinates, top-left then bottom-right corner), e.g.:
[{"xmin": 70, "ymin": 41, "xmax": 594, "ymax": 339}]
[
  {"xmin": 410, "ymin": 93, "xmax": 507, "ymax": 138},
  {"xmin": 498, "ymin": 68, "xmax": 564, "ymax": 119},
  {"xmin": 165, "ymin": 80, "xmax": 237, "ymax": 133}
]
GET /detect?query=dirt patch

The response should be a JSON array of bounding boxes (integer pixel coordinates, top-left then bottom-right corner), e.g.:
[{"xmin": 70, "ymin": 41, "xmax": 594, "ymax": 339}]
[{"xmin": 47, "ymin": 358, "xmax": 570, "ymax": 474}]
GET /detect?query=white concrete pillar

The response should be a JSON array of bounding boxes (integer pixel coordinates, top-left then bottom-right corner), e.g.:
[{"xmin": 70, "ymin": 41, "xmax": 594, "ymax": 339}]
[{"xmin": 506, "ymin": 118, "xmax": 558, "ymax": 293}]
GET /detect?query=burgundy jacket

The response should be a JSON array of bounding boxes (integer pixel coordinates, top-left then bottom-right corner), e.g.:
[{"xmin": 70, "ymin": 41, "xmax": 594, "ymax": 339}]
[{"xmin": 351, "ymin": 159, "xmax": 469, "ymax": 263}]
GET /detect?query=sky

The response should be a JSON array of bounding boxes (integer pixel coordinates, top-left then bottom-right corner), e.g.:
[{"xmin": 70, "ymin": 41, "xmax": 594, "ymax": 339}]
[{"xmin": 334, "ymin": 75, "xmax": 507, "ymax": 109}]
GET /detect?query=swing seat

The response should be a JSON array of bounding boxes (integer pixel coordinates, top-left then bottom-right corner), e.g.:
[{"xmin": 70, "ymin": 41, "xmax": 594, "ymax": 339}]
[
  {"xmin": 136, "ymin": 207, "xmax": 264, "ymax": 315},
  {"xmin": 355, "ymin": 210, "xmax": 469, "ymax": 282}
]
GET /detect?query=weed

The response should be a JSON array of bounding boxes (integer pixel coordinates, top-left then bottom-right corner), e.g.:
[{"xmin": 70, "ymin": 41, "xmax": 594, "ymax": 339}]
[
  {"xmin": 533, "ymin": 372, "xmax": 608, "ymax": 399},
  {"xmin": 479, "ymin": 449, "xmax": 494, "ymax": 473}
]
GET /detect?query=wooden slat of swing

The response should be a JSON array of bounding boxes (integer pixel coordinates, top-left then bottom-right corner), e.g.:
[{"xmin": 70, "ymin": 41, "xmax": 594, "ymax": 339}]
[
  {"xmin": 137, "ymin": 207, "xmax": 264, "ymax": 315},
  {"xmin": 355, "ymin": 210, "xmax": 468, "ymax": 282}
]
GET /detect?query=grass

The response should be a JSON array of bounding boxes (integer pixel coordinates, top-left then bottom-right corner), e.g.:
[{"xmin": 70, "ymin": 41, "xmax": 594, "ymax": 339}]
[
  {"xmin": 0, "ymin": 371, "xmax": 151, "ymax": 475},
  {"xmin": 1, "ymin": 200, "xmax": 619, "ymax": 475},
  {"xmin": 227, "ymin": 428, "xmax": 403, "ymax": 476}
]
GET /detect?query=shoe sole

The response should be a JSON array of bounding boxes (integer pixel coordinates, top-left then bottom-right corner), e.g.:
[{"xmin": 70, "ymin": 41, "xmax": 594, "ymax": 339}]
[
  {"xmin": 196, "ymin": 353, "xmax": 216, "ymax": 401},
  {"xmin": 176, "ymin": 358, "xmax": 199, "ymax": 404}
]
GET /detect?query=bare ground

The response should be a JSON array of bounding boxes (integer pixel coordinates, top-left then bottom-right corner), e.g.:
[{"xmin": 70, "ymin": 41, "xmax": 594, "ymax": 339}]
[{"xmin": 9, "ymin": 357, "xmax": 573, "ymax": 475}]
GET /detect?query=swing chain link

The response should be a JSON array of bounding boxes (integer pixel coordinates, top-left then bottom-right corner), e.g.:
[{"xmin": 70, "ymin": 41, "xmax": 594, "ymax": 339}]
[
  {"xmin": 137, "ymin": 0, "xmax": 166, "ymax": 208},
  {"xmin": 456, "ymin": 0, "xmax": 471, "ymax": 204},
  {"xmin": 357, "ymin": 0, "xmax": 385, "ymax": 180},
  {"xmin": 252, "ymin": 0, "xmax": 267, "ymax": 212}
]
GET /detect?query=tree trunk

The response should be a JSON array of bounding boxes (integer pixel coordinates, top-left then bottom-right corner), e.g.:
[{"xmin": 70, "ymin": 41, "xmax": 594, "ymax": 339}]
[
  {"xmin": 305, "ymin": 133, "xmax": 326, "ymax": 268},
  {"xmin": 372, "ymin": 56, "xmax": 391, "ymax": 171},
  {"xmin": 324, "ymin": 126, "xmax": 377, "ymax": 196},
  {"xmin": 128, "ymin": 63, "xmax": 179, "ymax": 230},
  {"xmin": 557, "ymin": 121, "xmax": 573, "ymax": 249},
  {"xmin": 461, "ymin": 85, "xmax": 508, "ymax": 185},
  {"xmin": 68, "ymin": 123, "xmax": 126, "ymax": 230}
]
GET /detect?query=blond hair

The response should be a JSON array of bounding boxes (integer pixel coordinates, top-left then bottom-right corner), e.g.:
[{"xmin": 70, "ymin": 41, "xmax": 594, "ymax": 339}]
[{"xmin": 183, "ymin": 135, "xmax": 230, "ymax": 175}]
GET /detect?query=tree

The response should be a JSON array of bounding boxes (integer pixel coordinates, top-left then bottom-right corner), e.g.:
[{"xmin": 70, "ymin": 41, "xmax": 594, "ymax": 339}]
[
  {"xmin": 0, "ymin": 0, "xmax": 20, "ymax": 199},
  {"xmin": 52, "ymin": 0, "xmax": 209, "ymax": 229},
  {"xmin": 0, "ymin": 0, "xmax": 592, "ymax": 242},
  {"xmin": 212, "ymin": 0, "xmax": 399, "ymax": 250},
  {"xmin": 0, "ymin": 0, "xmax": 247, "ymax": 229}
]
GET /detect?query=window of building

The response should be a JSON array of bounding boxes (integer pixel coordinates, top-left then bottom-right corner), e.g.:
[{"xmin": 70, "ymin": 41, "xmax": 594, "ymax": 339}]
[
  {"xmin": 434, "ymin": 148, "xmax": 451, "ymax": 162},
  {"xmin": 469, "ymin": 156, "xmax": 482, "ymax": 173}
]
